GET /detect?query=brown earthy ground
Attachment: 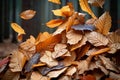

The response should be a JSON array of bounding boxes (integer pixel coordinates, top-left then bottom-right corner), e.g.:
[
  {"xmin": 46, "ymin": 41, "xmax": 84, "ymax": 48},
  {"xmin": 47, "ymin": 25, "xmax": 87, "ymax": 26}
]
[{"xmin": 0, "ymin": 39, "xmax": 18, "ymax": 58}]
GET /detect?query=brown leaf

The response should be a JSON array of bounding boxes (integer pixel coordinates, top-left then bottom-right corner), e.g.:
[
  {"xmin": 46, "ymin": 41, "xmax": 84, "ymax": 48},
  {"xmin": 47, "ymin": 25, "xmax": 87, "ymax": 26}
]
[
  {"xmin": 99, "ymin": 55, "xmax": 119, "ymax": 73},
  {"xmin": 25, "ymin": 53, "xmax": 40, "ymax": 72},
  {"xmin": 46, "ymin": 19, "xmax": 64, "ymax": 28},
  {"xmin": 40, "ymin": 51, "xmax": 58, "ymax": 67},
  {"xmin": 85, "ymin": 18, "xmax": 96, "ymax": 25},
  {"xmin": 52, "ymin": 43, "xmax": 68, "ymax": 59},
  {"xmin": 79, "ymin": 0, "xmax": 97, "ymax": 19},
  {"xmin": 88, "ymin": 0, "xmax": 105, "ymax": 8},
  {"xmin": 48, "ymin": 0, "xmax": 61, "ymax": 4},
  {"xmin": 20, "ymin": 10, "xmax": 36, "ymax": 20},
  {"xmin": 47, "ymin": 67, "xmax": 67, "ymax": 78},
  {"xmin": 85, "ymin": 31, "xmax": 109, "ymax": 46},
  {"xmin": 66, "ymin": 30, "xmax": 82, "ymax": 45},
  {"xmin": 63, "ymin": 51, "xmax": 76, "ymax": 66},
  {"xmin": 80, "ymin": 74, "xmax": 96, "ymax": 80},
  {"xmin": 65, "ymin": 66, "xmax": 77, "ymax": 76},
  {"xmin": 94, "ymin": 12, "xmax": 111, "ymax": 35},
  {"xmin": 58, "ymin": 76, "xmax": 71, "ymax": 80},
  {"xmin": 36, "ymin": 34, "xmax": 62, "ymax": 52},
  {"xmin": 109, "ymin": 72, "xmax": 120, "ymax": 80},
  {"xmin": 9, "ymin": 50, "xmax": 27, "ymax": 72},
  {"xmin": 70, "ymin": 36, "xmax": 87, "ymax": 51},
  {"xmin": 108, "ymin": 43, "xmax": 120, "ymax": 54},
  {"xmin": 2, "ymin": 69, "xmax": 20, "ymax": 80},
  {"xmin": 30, "ymin": 71, "xmax": 50, "ymax": 80}
]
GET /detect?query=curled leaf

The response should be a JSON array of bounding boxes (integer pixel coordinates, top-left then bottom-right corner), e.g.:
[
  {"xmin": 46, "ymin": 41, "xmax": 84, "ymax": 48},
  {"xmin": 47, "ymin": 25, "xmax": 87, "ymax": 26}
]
[
  {"xmin": 11, "ymin": 23, "xmax": 25, "ymax": 34},
  {"xmin": 46, "ymin": 19, "xmax": 64, "ymax": 28},
  {"xmin": 25, "ymin": 53, "xmax": 40, "ymax": 72},
  {"xmin": 20, "ymin": 10, "xmax": 36, "ymax": 20}
]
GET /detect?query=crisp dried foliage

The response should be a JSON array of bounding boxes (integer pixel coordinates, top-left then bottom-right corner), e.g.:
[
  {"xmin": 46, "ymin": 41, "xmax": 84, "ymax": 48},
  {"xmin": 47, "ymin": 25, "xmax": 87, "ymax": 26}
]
[
  {"xmin": 88, "ymin": 0, "xmax": 105, "ymax": 8},
  {"xmin": 2, "ymin": 1, "xmax": 120, "ymax": 80},
  {"xmin": 20, "ymin": 10, "xmax": 36, "ymax": 20}
]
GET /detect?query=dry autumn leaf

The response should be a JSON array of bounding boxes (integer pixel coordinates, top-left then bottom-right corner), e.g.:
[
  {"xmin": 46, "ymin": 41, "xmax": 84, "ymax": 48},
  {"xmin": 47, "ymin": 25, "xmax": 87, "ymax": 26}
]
[
  {"xmin": 46, "ymin": 19, "xmax": 64, "ymax": 28},
  {"xmin": 47, "ymin": 67, "xmax": 67, "ymax": 78},
  {"xmin": 25, "ymin": 53, "xmax": 40, "ymax": 72},
  {"xmin": 52, "ymin": 43, "xmax": 68, "ymax": 59},
  {"xmin": 11, "ymin": 23, "xmax": 25, "ymax": 34},
  {"xmin": 79, "ymin": 0, "xmax": 97, "ymax": 19},
  {"xmin": 9, "ymin": 50, "xmax": 27, "ymax": 72},
  {"xmin": 85, "ymin": 31, "xmax": 109, "ymax": 46},
  {"xmin": 36, "ymin": 34, "xmax": 62, "ymax": 52},
  {"xmin": 30, "ymin": 71, "xmax": 50, "ymax": 80},
  {"xmin": 40, "ymin": 51, "xmax": 58, "ymax": 67},
  {"xmin": 65, "ymin": 66, "xmax": 77, "ymax": 76},
  {"xmin": 80, "ymin": 74, "xmax": 96, "ymax": 80},
  {"xmin": 66, "ymin": 30, "xmax": 82, "ymax": 45},
  {"xmin": 20, "ymin": 10, "xmax": 36, "ymax": 20},
  {"xmin": 88, "ymin": 0, "xmax": 105, "ymax": 8},
  {"xmin": 48, "ymin": 0, "xmax": 61, "ymax": 4},
  {"xmin": 94, "ymin": 12, "xmax": 111, "ymax": 35}
]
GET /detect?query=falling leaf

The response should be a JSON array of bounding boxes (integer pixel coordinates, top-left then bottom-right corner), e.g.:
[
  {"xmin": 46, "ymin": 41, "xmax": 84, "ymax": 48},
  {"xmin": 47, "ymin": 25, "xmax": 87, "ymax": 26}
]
[
  {"xmin": 47, "ymin": 67, "xmax": 67, "ymax": 78},
  {"xmin": 11, "ymin": 23, "xmax": 25, "ymax": 34},
  {"xmin": 65, "ymin": 66, "xmax": 77, "ymax": 76},
  {"xmin": 20, "ymin": 10, "xmax": 36, "ymax": 20},
  {"xmin": 36, "ymin": 34, "xmax": 62, "ymax": 52},
  {"xmin": 88, "ymin": 0, "xmax": 105, "ymax": 8},
  {"xmin": 40, "ymin": 51, "xmax": 58, "ymax": 67},
  {"xmin": 85, "ymin": 31, "xmax": 109, "ymax": 46},
  {"xmin": 48, "ymin": 0, "xmax": 61, "ymax": 4},
  {"xmin": 52, "ymin": 43, "xmax": 68, "ymax": 59},
  {"xmin": 25, "ymin": 53, "xmax": 40, "ymax": 72},
  {"xmin": 46, "ymin": 19, "xmax": 64, "ymax": 28},
  {"xmin": 99, "ymin": 55, "xmax": 119, "ymax": 73},
  {"xmin": 9, "ymin": 50, "xmax": 27, "ymax": 72},
  {"xmin": 39, "ymin": 62, "xmax": 65, "ymax": 75},
  {"xmin": 66, "ymin": 30, "xmax": 82, "ymax": 45},
  {"xmin": 79, "ymin": 0, "xmax": 97, "ymax": 19},
  {"xmin": 94, "ymin": 12, "xmax": 111, "ymax": 35},
  {"xmin": 30, "ymin": 71, "xmax": 50, "ymax": 80},
  {"xmin": 72, "ymin": 24, "xmax": 96, "ymax": 31},
  {"xmin": 52, "ymin": 5, "xmax": 72, "ymax": 17}
]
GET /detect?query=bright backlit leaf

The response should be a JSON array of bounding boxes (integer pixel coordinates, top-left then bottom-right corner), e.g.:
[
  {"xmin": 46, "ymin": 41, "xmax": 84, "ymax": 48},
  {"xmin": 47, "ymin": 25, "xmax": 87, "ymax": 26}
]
[{"xmin": 48, "ymin": 0, "xmax": 61, "ymax": 4}]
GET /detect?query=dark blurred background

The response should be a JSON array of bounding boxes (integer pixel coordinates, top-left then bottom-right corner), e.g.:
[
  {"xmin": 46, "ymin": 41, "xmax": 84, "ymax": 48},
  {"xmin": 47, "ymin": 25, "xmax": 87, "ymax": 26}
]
[{"xmin": 0, "ymin": 0, "xmax": 119, "ymax": 43}]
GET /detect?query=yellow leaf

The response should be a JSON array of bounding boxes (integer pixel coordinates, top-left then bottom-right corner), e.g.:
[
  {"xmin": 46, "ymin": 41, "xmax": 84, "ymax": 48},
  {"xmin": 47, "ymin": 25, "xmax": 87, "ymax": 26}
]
[
  {"xmin": 94, "ymin": 12, "xmax": 111, "ymax": 35},
  {"xmin": 20, "ymin": 10, "xmax": 36, "ymax": 20},
  {"xmin": 88, "ymin": 0, "xmax": 105, "ymax": 8},
  {"xmin": 11, "ymin": 23, "xmax": 25, "ymax": 34},
  {"xmin": 46, "ymin": 19, "xmax": 64, "ymax": 28},
  {"xmin": 79, "ymin": 0, "xmax": 97, "ymax": 19},
  {"xmin": 48, "ymin": 0, "xmax": 61, "ymax": 4}
]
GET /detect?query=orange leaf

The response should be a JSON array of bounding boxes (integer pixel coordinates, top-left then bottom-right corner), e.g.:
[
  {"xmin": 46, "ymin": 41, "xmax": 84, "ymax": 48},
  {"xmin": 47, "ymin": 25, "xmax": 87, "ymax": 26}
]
[
  {"xmin": 20, "ymin": 10, "xmax": 36, "ymax": 20},
  {"xmin": 81, "ymin": 74, "xmax": 96, "ymax": 80},
  {"xmin": 11, "ymin": 23, "xmax": 25, "ymax": 34},
  {"xmin": 36, "ymin": 34, "xmax": 62, "ymax": 52},
  {"xmin": 46, "ymin": 19, "xmax": 64, "ymax": 28},
  {"xmin": 90, "ymin": 47, "xmax": 110, "ymax": 56},
  {"xmin": 48, "ymin": 0, "xmax": 61, "ymax": 4},
  {"xmin": 79, "ymin": 0, "xmax": 97, "ymax": 19}
]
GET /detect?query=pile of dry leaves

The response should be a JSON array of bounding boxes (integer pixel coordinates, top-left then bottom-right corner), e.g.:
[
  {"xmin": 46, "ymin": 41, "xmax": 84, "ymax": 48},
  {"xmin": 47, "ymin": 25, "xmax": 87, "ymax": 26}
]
[{"xmin": 0, "ymin": 0, "xmax": 120, "ymax": 80}]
